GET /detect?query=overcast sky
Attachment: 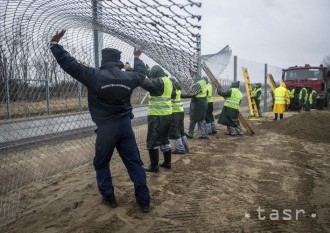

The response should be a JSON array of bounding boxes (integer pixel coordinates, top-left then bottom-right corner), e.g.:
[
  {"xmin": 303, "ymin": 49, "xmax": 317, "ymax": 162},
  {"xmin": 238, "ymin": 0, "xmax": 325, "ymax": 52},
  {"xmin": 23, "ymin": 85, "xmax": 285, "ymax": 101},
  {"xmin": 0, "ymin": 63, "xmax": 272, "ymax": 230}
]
[{"xmin": 201, "ymin": 0, "xmax": 330, "ymax": 68}]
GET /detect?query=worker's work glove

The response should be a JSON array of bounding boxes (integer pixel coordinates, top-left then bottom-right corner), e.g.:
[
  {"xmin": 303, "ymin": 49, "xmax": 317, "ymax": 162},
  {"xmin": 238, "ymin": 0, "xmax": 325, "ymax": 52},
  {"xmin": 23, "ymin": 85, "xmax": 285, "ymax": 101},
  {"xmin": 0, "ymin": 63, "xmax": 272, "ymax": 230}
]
[
  {"xmin": 133, "ymin": 48, "xmax": 142, "ymax": 58},
  {"xmin": 50, "ymin": 29, "xmax": 66, "ymax": 43},
  {"xmin": 145, "ymin": 64, "xmax": 150, "ymax": 71},
  {"xmin": 124, "ymin": 62, "xmax": 132, "ymax": 71}
]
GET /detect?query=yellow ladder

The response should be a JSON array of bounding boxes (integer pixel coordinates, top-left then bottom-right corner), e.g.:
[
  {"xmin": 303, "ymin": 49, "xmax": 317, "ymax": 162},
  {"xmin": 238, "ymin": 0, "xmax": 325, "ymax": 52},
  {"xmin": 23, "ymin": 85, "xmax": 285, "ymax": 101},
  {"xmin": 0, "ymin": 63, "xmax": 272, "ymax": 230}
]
[
  {"xmin": 242, "ymin": 67, "xmax": 259, "ymax": 118},
  {"xmin": 267, "ymin": 74, "xmax": 277, "ymax": 93}
]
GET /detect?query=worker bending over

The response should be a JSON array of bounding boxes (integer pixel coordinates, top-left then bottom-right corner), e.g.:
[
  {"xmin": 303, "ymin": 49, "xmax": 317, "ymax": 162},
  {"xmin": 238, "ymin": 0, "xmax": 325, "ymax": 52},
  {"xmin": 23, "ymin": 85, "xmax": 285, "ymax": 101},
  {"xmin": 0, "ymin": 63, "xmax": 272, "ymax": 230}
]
[
  {"xmin": 217, "ymin": 81, "xmax": 244, "ymax": 136},
  {"xmin": 205, "ymin": 79, "xmax": 217, "ymax": 134},
  {"xmin": 182, "ymin": 77, "xmax": 208, "ymax": 139}
]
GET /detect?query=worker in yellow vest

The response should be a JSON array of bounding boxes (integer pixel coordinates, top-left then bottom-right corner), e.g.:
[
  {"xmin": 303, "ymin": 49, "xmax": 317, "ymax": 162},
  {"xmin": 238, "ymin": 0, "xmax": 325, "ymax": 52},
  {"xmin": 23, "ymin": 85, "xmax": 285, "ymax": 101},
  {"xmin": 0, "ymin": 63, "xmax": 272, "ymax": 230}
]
[
  {"xmin": 306, "ymin": 86, "xmax": 317, "ymax": 111},
  {"xmin": 298, "ymin": 85, "xmax": 308, "ymax": 112},
  {"xmin": 310, "ymin": 88, "xmax": 317, "ymax": 109},
  {"xmin": 182, "ymin": 77, "xmax": 208, "ymax": 139},
  {"xmin": 287, "ymin": 86, "xmax": 295, "ymax": 110},
  {"xmin": 251, "ymin": 83, "xmax": 262, "ymax": 117},
  {"xmin": 169, "ymin": 78, "xmax": 189, "ymax": 154},
  {"xmin": 205, "ymin": 79, "xmax": 217, "ymax": 135},
  {"xmin": 141, "ymin": 65, "xmax": 174, "ymax": 172},
  {"xmin": 273, "ymin": 82, "xmax": 290, "ymax": 120},
  {"xmin": 217, "ymin": 81, "xmax": 244, "ymax": 136}
]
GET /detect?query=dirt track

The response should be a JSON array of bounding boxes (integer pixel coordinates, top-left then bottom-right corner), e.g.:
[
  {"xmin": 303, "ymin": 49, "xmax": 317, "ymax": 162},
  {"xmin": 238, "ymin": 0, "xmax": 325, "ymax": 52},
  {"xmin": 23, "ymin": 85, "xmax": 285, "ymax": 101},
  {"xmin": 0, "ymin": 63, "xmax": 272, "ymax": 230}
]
[{"xmin": 2, "ymin": 111, "xmax": 330, "ymax": 233}]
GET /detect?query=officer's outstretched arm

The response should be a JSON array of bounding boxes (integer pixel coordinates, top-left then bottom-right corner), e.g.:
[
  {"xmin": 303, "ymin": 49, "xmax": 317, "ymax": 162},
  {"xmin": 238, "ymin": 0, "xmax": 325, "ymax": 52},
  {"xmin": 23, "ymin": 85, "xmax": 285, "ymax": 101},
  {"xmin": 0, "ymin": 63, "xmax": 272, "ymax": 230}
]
[
  {"xmin": 132, "ymin": 49, "xmax": 146, "ymax": 82},
  {"xmin": 49, "ymin": 30, "xmax": 96, "ymax": 88}
]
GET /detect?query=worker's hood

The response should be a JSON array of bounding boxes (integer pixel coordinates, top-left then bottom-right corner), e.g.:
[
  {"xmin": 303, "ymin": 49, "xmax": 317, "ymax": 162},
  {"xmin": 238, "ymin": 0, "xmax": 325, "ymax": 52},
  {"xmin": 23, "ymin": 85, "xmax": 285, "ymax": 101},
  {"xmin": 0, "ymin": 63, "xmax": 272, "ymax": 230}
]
[
  {"xmin": 280, "ymin": 82, "xmax": 286, "ymax": 88},
  {"xmin": 194, "ymin": 76, "xmax": 203, "ymax": 83},
  {"xmin": 231, "ymin": 81, "xmax": 240, "ymax": 88},
  {"xmin": 149, "ymin": 65, "xmax": 167, "ymax": 79},
  {"xmin": 170, "ymin": 78, "xmax": 182, "ymax": 90},
  {"xmin": 202, "ymin": 76, "xmax": 209, "ymax": 84}
]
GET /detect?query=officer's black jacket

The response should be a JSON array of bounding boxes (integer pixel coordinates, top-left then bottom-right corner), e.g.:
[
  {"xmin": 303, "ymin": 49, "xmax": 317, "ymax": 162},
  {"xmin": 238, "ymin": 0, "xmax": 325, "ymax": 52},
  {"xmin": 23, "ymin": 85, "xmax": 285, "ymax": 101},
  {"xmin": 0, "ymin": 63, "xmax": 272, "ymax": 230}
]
[{"xmin": 50, "ymin": 44, "xmax": 146, "ymax": 124}]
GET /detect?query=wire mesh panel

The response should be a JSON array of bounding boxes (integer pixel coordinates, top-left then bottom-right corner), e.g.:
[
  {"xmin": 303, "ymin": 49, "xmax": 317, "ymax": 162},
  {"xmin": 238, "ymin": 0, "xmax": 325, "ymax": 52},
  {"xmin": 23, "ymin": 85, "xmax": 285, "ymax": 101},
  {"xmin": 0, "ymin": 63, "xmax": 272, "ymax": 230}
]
[
  {"xmin": 268, "ymin": 64, "xmax": 283, "ymax": 83},
  {"xmin": 200, "ymin": 45, "xmax": 233, "ymax": 112},
  {"xmin": 201, "ymin": 45, "xmax": 232, "ymax": 80},
  {"xmin": 0, "ymin": 0, "xmax": 201, "ymax": 225}
]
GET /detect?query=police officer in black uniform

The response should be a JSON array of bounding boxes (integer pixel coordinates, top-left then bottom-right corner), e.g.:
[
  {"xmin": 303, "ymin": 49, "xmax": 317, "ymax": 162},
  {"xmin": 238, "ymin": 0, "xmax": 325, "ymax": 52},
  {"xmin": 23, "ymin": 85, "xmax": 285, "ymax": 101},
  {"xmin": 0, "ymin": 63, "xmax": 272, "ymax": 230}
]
[{"xmin": 49, "ymin": 30, "xmax": 150, "ymax": 212}]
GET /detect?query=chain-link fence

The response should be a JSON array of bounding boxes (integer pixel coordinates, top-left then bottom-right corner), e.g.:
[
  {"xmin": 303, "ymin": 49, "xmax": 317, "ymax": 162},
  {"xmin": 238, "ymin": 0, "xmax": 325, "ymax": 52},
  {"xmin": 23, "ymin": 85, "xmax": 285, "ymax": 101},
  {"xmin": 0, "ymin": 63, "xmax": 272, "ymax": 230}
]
[
  {"xmin": 0, "ymin": 0, "xmax": 282, "ymax": 227},
  {"xmin": 0, "ymin": 0, "xmax": 203, "ymax": 225}
]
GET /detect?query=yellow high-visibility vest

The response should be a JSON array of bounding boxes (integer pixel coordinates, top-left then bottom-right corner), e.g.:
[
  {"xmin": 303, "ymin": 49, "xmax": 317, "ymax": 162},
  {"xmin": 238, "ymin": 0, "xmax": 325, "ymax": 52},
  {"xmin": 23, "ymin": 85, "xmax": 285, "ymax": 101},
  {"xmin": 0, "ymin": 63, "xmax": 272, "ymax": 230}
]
[
  {"xmin": 195, "ymin": 79, "xmax": 207, "ymax": 98},
  {"xmin": 206, "ymin": 83, "xmax": 213, "ymax": 103},
  {"xmin": 148, "ymin": 76, "xmax": 173, "ymax": 116},
  {"xmin": 224, "ymin": 88, "xmax": 243, "ymax": 110},
  {"xmin": 299, "ymin": 88, "xmax": 308, "ymax": 103},
  {"xmin": 172, "ymin": 89, "xmax": 184, "ymax": 113},
  {"xmin": 252, "ymin": 87, "xmax": 262, "ymax": 100},
  {"xmin": 288, "ymin": 89, "xmax": 295, "ymax": 98},
  {"xmin": 274, "ymin": 86, "xmax": 287, "ymax": 105},
  {"xmin": 309, "ymin": 90, "xmax": 316, "ymax": 105}
]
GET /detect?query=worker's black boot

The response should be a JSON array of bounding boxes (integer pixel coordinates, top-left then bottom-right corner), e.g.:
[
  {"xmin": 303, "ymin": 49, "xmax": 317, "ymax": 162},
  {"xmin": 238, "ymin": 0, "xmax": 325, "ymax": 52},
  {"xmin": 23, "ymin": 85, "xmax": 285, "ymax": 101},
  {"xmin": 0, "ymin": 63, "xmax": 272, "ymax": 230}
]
[
  {"xmin": 160, "ymin": 150, "xmax": 171, "ymax": 169},
  {"xmin": 144, "ymin": 149, "xmax": 159, "ymax": 173},
  {"xmin": 102, "ymin": 186, "xmax": 118, "ymax": 208}
]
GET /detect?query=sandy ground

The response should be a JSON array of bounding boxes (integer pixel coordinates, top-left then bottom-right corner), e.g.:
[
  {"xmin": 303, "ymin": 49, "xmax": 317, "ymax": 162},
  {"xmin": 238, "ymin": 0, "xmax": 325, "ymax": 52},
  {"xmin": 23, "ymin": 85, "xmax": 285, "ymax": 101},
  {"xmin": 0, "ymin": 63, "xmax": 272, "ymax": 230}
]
[{"xmin": 1, "ymin": 111, "xmax": 330, "ymax": 233}]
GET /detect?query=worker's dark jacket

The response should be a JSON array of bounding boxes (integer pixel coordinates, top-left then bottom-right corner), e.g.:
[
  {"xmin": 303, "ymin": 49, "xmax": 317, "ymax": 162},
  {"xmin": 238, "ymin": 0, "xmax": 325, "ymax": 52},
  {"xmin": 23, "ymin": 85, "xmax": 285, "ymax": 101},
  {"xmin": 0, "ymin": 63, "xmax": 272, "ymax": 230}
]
[
  {"xmin": 217, "ymin": 81, "xmax": 241, "ymax": 127},
  {"xmin": 181, "ymin": 78, "xmax": 207, "ymax": 122},
  {"xmin": 50, "ymin": 44, "xmax": 146, "ymax": 125}
]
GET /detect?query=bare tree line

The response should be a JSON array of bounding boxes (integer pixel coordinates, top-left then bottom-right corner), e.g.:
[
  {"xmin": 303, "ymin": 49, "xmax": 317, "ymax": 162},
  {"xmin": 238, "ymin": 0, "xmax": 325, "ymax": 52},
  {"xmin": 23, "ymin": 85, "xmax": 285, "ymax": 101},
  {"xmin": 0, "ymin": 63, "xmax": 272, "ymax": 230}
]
[
  {"xmin": 322, "ymin": 54, "xmax": 330, "ymax": 69},
  {"xmin": 0, "ymin": 30, "xmax": 87, "ymax": 103}
]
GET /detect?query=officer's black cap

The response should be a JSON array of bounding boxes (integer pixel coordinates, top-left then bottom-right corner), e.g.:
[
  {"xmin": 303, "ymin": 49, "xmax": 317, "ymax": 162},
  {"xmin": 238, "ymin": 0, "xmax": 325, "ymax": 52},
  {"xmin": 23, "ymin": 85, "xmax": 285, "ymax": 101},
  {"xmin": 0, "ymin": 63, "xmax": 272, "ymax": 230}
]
[{"xmin": 101, "ymin": 48, "xmax": 121, "ymax": 65}]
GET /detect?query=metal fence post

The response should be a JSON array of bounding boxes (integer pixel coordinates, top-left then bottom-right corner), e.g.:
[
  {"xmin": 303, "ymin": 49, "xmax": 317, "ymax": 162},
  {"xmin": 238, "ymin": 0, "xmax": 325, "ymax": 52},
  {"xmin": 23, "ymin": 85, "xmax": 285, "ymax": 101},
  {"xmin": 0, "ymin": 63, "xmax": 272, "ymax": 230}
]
[
  {"xmin": 233, "ymin": 55, "xmax": 237, "ymax": 82},
  {"xmin": 196, "ymin": 34, "xmax": 201, "ymax": 78},
  {"xmin": 263, "ymin": 63, "xmax": 268, "ymax": 113},
  {"xmin": 4, "ymin": 58, "xmax": 11, "ymax": 119},
  {"xmin": 92, "ymin": 0, "xmax": 102, "ymax": 67},
  {"xmin": 78, "ymin": 82, "xmax": 82, "ymax": 112},
  {"xmin": 45, "ymin": 62, "xmax": 51, "ymax": 114}
]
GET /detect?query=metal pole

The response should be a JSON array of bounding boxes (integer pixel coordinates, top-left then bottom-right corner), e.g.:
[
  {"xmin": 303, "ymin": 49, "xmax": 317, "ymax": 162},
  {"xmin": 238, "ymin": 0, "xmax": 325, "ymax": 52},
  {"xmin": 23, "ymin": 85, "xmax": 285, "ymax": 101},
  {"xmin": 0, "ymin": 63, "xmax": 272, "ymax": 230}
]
[
  {"xmin": 140, "ymin": 92, "xmax": 148, "ymax": 105},
  {"xmin": 196, "ymin": 34, "xmax": 201, "ymax": 78},
  {"xmin": 92, "ymin": 0, "xmax": 102, "ymax": 67},
  {"xmin": 233, "ymin": 55, "xmax": 237, "ymax": 82},
  {"xmin": 45, "ymin": 62, "xmax": 50, "ymax": 114},
  {"xmin": 78, "ymin": 82, "xmax": 82, "ymax": 112},
  {"xmin": 4, "ymin": 58, "xmax": 11, "ymax": 119},
  {"xmin": 263, "ymin": 63, "xmax": 268, "ymax": 113}
]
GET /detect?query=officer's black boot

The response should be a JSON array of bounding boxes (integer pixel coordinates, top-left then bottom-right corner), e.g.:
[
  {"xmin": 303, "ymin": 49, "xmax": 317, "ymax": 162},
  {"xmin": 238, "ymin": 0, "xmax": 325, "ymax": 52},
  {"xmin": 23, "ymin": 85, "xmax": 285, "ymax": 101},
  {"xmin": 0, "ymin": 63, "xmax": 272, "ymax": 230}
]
[
  {"xmin": 144, "ymin": 149, "xmax": 159, "ymax": 173},
  {"xmin": 102, "ymin": 186, "xmax": 118, "ymax": 208},
  {"xmin": 160, "ymin": 150, "xmax": 171, "ymax": 169}
]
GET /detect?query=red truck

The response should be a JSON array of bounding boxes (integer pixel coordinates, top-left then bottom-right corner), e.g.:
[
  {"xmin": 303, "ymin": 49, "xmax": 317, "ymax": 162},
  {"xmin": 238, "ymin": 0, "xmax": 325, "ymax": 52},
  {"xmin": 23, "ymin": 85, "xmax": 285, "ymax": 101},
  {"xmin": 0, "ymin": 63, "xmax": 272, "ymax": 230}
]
[{"xmin": 282, "ymin": 64, "xmax": 330, "ymax": 109}]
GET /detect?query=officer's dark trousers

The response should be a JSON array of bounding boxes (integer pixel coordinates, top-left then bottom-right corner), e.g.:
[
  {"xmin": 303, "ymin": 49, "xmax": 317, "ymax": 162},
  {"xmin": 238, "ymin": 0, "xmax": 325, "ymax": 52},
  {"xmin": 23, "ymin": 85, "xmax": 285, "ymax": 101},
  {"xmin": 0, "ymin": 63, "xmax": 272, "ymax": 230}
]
[{"xmin": 93, "ymin": 116, "xmax": 150, "ymax": 206}]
